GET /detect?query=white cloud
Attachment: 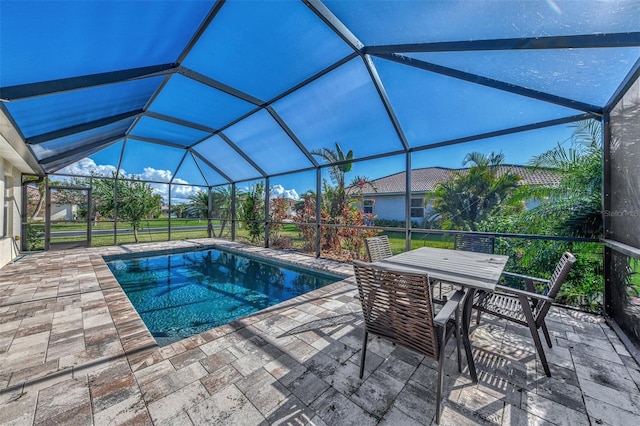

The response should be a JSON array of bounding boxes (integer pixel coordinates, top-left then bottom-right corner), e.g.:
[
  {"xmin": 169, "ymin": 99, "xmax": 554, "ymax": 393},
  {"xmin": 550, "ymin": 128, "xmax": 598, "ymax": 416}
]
[
  {"xmin": 56, "ymin": 161, "xmax": 299, "ymax": 204},
  {"xmin": 140, "ymin": 167, "xmax": 172, "ymax": 182},
  {"xmin": 57, "ymin": 158, "xmax": 118, "ymax": 177},
  {"xmin": 270, "ymin": 184, "xmax": 299, "ymax": 200}
]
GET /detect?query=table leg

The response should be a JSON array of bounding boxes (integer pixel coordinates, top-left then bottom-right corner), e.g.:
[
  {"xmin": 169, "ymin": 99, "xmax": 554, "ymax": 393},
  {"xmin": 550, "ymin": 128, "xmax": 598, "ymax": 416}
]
[{"xmin": 461, "ymin": 288, "xmax": 478, "ymax": 383}]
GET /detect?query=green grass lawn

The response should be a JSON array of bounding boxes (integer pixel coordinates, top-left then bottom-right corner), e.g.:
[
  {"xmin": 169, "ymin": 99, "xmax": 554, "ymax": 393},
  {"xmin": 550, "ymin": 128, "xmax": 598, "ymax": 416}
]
[
  {"xmin": 40, "ymin": 221, "xmax": 456, "ymax": 253},
  {"xmin": 46, "ymin": 218, "xmax": 209, "ymax": 231}
]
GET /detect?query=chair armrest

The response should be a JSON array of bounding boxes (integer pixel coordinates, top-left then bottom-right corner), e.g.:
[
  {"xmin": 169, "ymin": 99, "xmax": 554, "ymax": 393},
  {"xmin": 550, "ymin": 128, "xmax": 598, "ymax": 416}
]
[
  {"xmin": 494, "ymin": 284, "xmax": 554, "ymax": 302},
  {"xmin": 434, "ymin": 290, "xmax": 464, "ymax": 326},
  {"xmin": 502, "ymin": 271, "xmax": 550, "ymax": 285}
]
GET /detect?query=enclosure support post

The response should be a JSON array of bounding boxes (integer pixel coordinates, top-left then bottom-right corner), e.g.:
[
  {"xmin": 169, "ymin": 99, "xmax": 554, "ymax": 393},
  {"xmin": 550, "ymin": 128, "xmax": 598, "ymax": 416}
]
[
  {"xmin": 316, "ymin": 167, "xmax": 322, "ymax": 258},
  {"xmin": 113, "ymin": 174, "xmax": 118, "ymax": 246},
  {"xmin": 231, "ymin": 183, "xmax": 236, "ymax": 241},
  {"xmin": 405, "ymin": 152, "xmax": 412, "ymax": 252},
  {"xmin": 168, "ymin": 183, "xmax": 172, "ymax": 241},
  {"xmin": 86, "ymin": 186, "xmax": 92, "ymax": 247},
  {"xmin": 265, "ymin": 177, "xmax": 270, "ymax": 248},
  {"xmin": 44, "ymin": 179, "xmax": 50, "ymax": 250},
  {"xmin": 207, "ymin": 186, "xmax": 213, "ymax": 238},
  {"xmin": 602, "ymin": 113, "xmax": 612, "ymax": 316}
]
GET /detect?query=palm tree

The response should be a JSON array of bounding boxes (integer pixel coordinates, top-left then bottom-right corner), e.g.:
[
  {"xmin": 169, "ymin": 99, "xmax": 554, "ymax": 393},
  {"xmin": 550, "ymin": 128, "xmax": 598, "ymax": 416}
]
[
  {"xmin": 427, "ymin": 151, "xmax": 522, "ymax": 230},
  {"xmin": 311, "ymin": 142, "xmax": 353, "ymax": 190},
  {"xmin": 311, "ymin": 143, "xmax": 381, "ymax": 256},
  {"xmin": 524, "ymin": 120, "xmax": 603, "ymax": 238},
  {"xmin": 173, "ymin": 203, "xmax": 189, "ymax": 219},
  {"xmin": 188, "ymin": 191, "xmax": 209, "ymax": 218},
  {"xmin": 189, "ymin": 187, "xmax": 237, "ymax": 237},
  {"xmin": 311, "ymin": 142, "xmax": 354, "ymax": 220}
]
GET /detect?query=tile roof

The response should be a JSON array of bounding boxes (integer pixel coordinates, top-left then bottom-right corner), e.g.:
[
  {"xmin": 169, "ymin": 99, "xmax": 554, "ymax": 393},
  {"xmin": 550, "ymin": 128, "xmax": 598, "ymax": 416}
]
[{"xmin": 358, "ymin": 165, "xmax": 562, "ymax": 195}]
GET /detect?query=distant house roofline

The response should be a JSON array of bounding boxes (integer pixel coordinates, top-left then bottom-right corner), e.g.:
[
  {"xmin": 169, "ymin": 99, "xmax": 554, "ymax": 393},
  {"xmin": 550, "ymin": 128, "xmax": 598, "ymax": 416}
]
[{"xmin": 353, "ymin": 165, "xmax": 562, "ymax": 196}]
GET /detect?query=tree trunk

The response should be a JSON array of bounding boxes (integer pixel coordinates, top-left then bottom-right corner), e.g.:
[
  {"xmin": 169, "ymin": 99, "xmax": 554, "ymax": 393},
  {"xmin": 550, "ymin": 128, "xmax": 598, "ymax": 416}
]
[
  {"xmin": 32, "ymin": 193, "xmax": 45, "ymax": 219},
  {"xmin": 217, "ymin": 219, "xmax": 227, "ymax": 237},
  {"xmin": 133, "ymin": 226, "xmax": 139, "ymax": 243}
]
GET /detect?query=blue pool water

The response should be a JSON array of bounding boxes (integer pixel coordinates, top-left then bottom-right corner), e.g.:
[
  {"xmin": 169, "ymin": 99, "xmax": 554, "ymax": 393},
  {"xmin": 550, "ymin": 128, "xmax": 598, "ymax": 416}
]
[{"xmin": 105, "ymin": 247, "xmax": 341, "ymax": 346}]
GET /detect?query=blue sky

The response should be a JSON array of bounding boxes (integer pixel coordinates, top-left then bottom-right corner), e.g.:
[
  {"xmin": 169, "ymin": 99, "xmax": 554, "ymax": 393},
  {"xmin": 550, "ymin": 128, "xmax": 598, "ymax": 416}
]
[
  {"xmin": 58, "ymin": 119, "xmax": 580, "ymax": 204},
  {"xmin": 270, "ymin": 122, "xmax": 579, "ymax": 196}
]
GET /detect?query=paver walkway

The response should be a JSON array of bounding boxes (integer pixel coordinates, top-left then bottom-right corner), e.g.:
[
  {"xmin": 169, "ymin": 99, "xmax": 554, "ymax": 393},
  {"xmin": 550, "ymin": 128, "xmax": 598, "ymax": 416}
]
[{"xmin": 1, "ymin": 239, "xmax": 639, "ymax": 425}]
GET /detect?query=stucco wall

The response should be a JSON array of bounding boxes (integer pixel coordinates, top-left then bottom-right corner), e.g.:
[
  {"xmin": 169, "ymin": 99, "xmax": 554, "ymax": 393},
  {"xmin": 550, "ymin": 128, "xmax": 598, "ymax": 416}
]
[
  {"xmin": 0, "ymin": 159, "xmax": 22, "ymax": 268},
  {"xmin": 368, "ymin": 194, "xmax": 432, "ymax": 223},
  {"xmin": 371, "ymin": 194, "xmax": 405, "ymax": 222}
]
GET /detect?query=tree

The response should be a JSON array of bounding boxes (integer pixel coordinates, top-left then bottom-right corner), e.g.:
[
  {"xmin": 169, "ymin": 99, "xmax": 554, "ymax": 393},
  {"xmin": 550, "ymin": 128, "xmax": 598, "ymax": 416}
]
[
  {"xmin": 310, "ymin": 143, "xmax": 378, "ymax": 259},
  {"xmin": 525, "ymin": 120, "xmax": 603, "ymax": 238},
  {"xmin": 479, "ymin": 121, "xmax": 605, "ymax": 310},
  {"xmin": 173, "ymin": 203, "xmax": 189, "ymax": 219},
  {"xmin": 295, "ymin": 191, "xmax": 318, "ymax": 251},
  {"xmin": 211, "ymin": 186, "xmax": 236, "ymax": 238},
  {"xmin": 239, "ymin": 182, "xmax": 265, "ymax": 243},
  {"xmin": 269, "ymin": 196, "xmax": 288, "ymax": 241},
  {"xmin": 189, "ymin": 186, "xmax": 241, "ymax": 238},
  {"xmin": 92, "ymin": 173, "xmax": 162, "ymax": 243},
  {"xmin": 24, "ymin": 176, "xmax": 51, "ymax": 219},
  {"xmin": 427, "ymin": 152, "xmax": 523, "ymax": 230},
  {"xmin": 188, "ymin": 191, "xmax": 208, "ymax": 219},
  {"xmin": 311, "ymin": 142, "xmax": 353, "ymax": 219}
]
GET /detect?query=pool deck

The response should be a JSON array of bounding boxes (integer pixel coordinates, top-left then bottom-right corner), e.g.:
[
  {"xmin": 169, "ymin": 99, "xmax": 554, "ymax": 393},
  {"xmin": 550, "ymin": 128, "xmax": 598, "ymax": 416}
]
[{"xmin": 1, "ymin": 239, "xmax": 639, "ymax": 425}]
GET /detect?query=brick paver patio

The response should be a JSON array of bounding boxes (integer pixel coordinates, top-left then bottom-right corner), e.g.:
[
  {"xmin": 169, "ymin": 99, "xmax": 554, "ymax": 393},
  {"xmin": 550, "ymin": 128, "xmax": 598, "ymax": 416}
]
[{"xmin": 1, "ymin": 239, "xmax": 639, "ymax": 425}]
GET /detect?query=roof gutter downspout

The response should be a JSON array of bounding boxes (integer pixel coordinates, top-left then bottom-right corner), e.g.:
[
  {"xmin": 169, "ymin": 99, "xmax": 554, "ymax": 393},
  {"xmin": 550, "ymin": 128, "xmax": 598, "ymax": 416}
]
[{"xmin": 20, "ymin": 175, "xmax": 44, "ymax": 252}]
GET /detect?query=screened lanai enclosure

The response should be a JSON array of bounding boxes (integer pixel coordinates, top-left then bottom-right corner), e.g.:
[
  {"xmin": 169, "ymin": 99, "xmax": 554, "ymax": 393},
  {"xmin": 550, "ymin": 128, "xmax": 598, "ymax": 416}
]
[{"xmin": 1, "ymin": 1, "xmax": 640, "ymax": 349}]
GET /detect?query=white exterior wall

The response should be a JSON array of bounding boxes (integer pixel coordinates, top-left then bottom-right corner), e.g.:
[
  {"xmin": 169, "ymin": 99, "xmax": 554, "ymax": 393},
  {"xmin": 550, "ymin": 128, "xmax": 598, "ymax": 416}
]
[
  {"xmin": 370, "ymin": 194, "xmax": 406, "ymax": 221},
  {"xmin": 51, "ymin": 204, "xmax": 76, "ymax": 221},
  {"xmin": 0, "ymin": 159, "xmax": 22, "ymax": 268},
  {"xmin": 369, "ymin": 192, "xmax": 546, "ymax": 225},
  {"xmin": 368, "ymin": 194, "xmax": 434, "ymax": 222}
]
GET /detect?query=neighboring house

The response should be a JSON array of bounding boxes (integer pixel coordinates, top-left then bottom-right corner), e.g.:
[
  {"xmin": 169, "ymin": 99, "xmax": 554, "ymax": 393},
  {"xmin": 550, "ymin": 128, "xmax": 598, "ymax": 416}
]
[
  {"xmin": 355, "ymin": 166, "xmax": 562, "ymax": 223},
  {"xmin": 26, "ymin": 185, "xmax": 79, "ymax": 221},
  {"xmin": 270, "ymin": 197, "xmax": 298, "ymax": 219}
]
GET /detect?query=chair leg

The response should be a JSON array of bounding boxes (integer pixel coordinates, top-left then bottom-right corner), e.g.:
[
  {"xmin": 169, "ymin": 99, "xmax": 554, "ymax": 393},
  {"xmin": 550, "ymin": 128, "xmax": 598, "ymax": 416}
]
[
  {"xmin": 475, "ymin": 291, "xmax": 488, "ymax": 325},
  {"xmin": 436, "ymin": 332, "xmax": 446, "ymax": 424},
  {"xmin": 532, "ymin": 328, "xmax": 551, "ymax": 377},
  {"xmin": 541, "ymin": 321, "xmax": 553, "ymax": 348},
  {"xmin": 461, "ymin": 289, "xmax": 478, "ymax": 383},
  {"xmin": 518, "ymin": 295, "xmax": 552, "ymax": 377},
  {"xmin": 455, "ymin": 309, "xmax": 461, "ymax": 373},
  {"xmin": 359, "ymin": 330, "xmax": 369, "ymax": 379}
]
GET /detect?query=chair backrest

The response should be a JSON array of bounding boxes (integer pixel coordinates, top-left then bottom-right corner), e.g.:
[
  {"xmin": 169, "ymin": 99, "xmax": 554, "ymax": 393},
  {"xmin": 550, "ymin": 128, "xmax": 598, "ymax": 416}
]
[
  {"xmin": 364, "ymin": 235, "xmax": 393, "ymax": 263},
  {"xmin": 352, "ymin": 260, "xmax": 439, "ymax": 360},
  {"xmin": 535, "ymin": 252, "xmax": 576, "ymax": 325},
  {"xmin": 454, "ymin": 233, "xmax": 495, "ymax": 254}
]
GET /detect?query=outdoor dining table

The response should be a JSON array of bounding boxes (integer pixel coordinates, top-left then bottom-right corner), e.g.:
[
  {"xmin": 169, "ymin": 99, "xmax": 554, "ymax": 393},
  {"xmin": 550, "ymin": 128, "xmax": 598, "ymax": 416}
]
[{"xmin": 373, "ymin": 246, "xmax": 509, "ymax": 382}]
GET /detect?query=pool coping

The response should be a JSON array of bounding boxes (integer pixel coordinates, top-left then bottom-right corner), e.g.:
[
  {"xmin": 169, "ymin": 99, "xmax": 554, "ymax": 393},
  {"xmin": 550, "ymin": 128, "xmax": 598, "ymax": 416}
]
[
  {"xmin": 94, "ymin": 239, "xmax": 356, "ymax": 369},
  {"xmin": 98, "ymin": 239, "xmax": 355, "ymax": 353}
]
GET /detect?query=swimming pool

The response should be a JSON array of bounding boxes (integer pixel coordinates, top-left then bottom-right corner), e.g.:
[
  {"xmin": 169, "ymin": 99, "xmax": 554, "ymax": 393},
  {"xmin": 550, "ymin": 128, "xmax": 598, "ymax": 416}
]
[{"xmin": 105, "ymin": 247, "xmax": 342, "ymax": 346}]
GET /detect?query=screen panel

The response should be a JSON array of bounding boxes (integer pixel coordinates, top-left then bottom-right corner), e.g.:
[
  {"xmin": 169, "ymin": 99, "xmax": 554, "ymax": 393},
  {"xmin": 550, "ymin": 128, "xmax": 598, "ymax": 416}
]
[
  {"xmin": 372, "ymin": 57, "xmax": 587, "ymax": 148},
  {"xmin": 609, "ymin": 75, "xmax": 640, "ymax": 249},
  {"xmin": 182, "ymin": 0, "xmax": 352, "ymax": 100},
  {"xmin": 273, "ymin": 58, "xmax": 404, "ymax": 160},
  {"xmin": 324, "ymin": 0, "xmax": 640, "ymax": 46}
]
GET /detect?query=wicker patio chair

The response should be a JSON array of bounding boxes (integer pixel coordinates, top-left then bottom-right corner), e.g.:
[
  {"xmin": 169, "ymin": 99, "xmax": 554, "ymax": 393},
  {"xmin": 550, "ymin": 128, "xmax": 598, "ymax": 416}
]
[
  {"xmin": 364, "ymin": 235, "xmax": 393, "ymax": 263},
  {"xmin": 473, "ymin": 252, "xmax": 576, "ymax": 377},
  {"xmin": 453, "ymin": 233, "xmax": 496, "ymax": 254},
  {"xmin": 431, "ymin": 234, "xmax": 497, "ymax": 302},
  {"xmin": 352, "ymin": 260, "xmax": 466, "ymax": 423}
]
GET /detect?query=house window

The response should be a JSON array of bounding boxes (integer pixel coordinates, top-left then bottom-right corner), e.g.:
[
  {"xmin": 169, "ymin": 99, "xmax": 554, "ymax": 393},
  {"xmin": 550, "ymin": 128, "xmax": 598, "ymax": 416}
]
[
  {"xmin": 363, "ymin": 199, "xmax": 374, "ymax": 214},
  {"xmin": 410, "ymin": 198, "xmax": 424, "ymax": 218}
]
